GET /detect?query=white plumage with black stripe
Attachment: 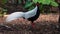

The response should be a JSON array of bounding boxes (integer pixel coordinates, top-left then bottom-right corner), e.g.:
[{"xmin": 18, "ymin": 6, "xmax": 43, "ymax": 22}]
[
  {"xmin": 6, "ymin": 6, "xmax": 38, "ymax": 22},
  {"xmin": 6, "ymin": 5, "xmax": 40, "ymax": 28}
]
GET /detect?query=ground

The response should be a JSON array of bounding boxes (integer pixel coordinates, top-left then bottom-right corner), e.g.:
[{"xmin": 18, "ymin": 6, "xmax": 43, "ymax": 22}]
[{"xmin": 0, "ymin": 13, "xmax": 59, "ymax": 34}]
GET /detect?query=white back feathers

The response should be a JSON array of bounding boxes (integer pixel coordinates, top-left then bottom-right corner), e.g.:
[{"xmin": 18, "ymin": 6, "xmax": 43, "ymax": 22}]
[
  {"xmin": 6, "ymin": 6, "xmax": 38, "ymax": 22},
  {"xmin": 24, "ymin": 6, "xmax": 37, "ymax": 19}
]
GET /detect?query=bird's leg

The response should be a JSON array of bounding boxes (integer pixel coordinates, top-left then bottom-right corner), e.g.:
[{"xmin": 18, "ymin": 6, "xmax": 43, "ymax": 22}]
[{"xmin": 31, "ymin": 21, "xmax": 35, "ymax": 28}]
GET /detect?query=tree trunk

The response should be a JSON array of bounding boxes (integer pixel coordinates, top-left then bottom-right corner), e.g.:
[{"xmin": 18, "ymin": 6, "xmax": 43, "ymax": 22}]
[
  {"xmin": 58, "ymin": 0, "xmax": 60, "ymax": 23},
  {"xmin": 58, "ymin": 3, "xmax": 60, "ymax": 23}
]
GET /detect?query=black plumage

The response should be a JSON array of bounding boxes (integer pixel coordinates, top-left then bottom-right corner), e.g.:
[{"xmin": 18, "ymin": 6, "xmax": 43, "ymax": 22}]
[{"xmin": 28, "ymin": 4, "xmax": 40, "ymax": 23}]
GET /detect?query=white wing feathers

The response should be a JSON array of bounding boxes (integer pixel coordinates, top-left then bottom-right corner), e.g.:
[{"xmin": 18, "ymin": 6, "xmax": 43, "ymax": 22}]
[
  {"xmin": 6, "ymin": 12, "xmax": 25, "ymax": 22},
  {"xmin": 24, "ymin": 6, "xmax": 37, "ymax": 19}
]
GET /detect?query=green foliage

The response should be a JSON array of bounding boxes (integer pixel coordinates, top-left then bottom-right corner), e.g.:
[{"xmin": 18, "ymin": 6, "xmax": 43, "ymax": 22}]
[
  {"xmin": 2, "ymin": 0, "xmax": 7, "ymax": 4},
  {"xmin": 33, "ymin": 0, "xmax": 39, "ymax": 3},
  {"xmin": 0, "ymin": 0, "xmax": 59, "ymax": 15},
  {"xmin": 41, "ymin": 0, "xmax": 51, "ymax": 5},
  {"xmin": 23, "ymin": 0, "xmax": 34, "ymax": 10},
  {"xmin": 24, "ymin": 2, "xmax": 33, "ymax": 8},
  {"xmin": 33, "ymin": 0, "xmax": 58, "ymax": 7},
  {"xmin": 24, "ymin": 0, "xmax": 58, "ymax": 11},
  {"xmin": 32, "ymin": 0, "xmax": 59, "ymax": 13},
  {"xmin": 50, "ymin": 1, "xmax": 58, "ymax": 7},
  {"xmin": 28, "ymin": 5, "xmax": 35, "ymax": 10}
]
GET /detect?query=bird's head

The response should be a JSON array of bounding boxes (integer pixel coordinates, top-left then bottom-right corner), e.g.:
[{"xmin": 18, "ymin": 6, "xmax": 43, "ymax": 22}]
[{"xmin": 36, "ymin": 2, "xmax": 40, "ymax": 6}]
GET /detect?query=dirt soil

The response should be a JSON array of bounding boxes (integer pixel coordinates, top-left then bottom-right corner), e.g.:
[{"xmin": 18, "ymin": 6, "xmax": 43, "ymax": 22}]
[{"xmin": 0, "ymin": 13, "xmax": 60, "ymax": 34}]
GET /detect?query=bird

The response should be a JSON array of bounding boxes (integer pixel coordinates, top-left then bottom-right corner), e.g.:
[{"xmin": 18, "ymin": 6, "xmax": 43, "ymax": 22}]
[{"xmin": 5, "ymin": 4, "xmax": 40, "ymax": 28}]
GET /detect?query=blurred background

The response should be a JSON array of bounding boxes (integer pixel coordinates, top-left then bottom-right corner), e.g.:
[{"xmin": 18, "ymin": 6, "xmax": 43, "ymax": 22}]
[{"xmin": 0, "ymin": 0, "xmax": 60, "ymax": 34}]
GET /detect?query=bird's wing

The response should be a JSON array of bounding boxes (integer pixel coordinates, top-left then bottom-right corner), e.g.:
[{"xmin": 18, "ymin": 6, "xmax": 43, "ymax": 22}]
[
  {"xmin": 6, "ymin": 12, "xmax": 25, "ymax": 22},
  {"xmin": 24, "ymin": 6, "xmax": 37, "ymax": 19}
]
